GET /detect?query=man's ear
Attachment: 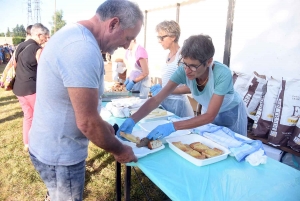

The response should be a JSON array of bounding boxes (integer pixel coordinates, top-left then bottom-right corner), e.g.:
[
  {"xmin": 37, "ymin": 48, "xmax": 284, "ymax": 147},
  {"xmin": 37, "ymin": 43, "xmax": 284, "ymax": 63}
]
[{"xmin": 109, "ymin": 17, "xmax": 120, "ymax": 33}]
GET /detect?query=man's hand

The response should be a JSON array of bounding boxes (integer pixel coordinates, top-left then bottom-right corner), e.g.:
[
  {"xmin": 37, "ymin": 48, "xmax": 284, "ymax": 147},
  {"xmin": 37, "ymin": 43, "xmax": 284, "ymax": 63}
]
[{"xmin": 113, "ymin": 144, "xmax": 138, "ymax": 163}]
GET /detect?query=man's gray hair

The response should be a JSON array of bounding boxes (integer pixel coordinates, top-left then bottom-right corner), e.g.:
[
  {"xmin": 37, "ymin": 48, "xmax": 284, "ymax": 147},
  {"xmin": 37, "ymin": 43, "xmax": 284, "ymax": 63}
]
[
  {"xmin": 31, "ymin": 23, "xmax": 48, "ymax": 36},
  {"xmin": 181, "ymin": 34, "xmax": 215, "ymax": 63},
  {"xmin": 96, "ymin": 0, "xmax": 144, "ymax": 29},
  {"xmin": 156, "ymin": 20, "xmax": 181, "ymax": 43}
]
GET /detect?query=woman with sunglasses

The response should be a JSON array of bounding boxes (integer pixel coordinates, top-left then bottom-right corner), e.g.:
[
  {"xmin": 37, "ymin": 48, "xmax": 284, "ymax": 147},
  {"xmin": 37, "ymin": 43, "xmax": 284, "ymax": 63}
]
[
  {"xmin": 150, "ymin": 20, "xmax": 194, "ymax": 117},
  {"xmin": 118, "ymin": 34, "xmax": 247, "ymax": 139}
]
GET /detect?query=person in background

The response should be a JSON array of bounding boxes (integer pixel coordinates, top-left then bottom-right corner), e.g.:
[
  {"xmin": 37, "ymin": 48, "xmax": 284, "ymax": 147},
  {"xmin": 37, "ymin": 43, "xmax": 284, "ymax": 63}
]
[
  {"xmin": 28, "ymin": 0, "xmax": 144, "ymax": 200},
  {"xmin": 150, "ymin": 20, "xmax": 194, "ymax": 117},
  {"xmin": 13, "ymin": 23, "xmax": 49, "ymax": 152},
  {"xmin": 118, "ymin": 34, "xmax": 247, "ymax": 140},
  {"xmin": 124, "ymin": 39, "xmax": 150, "ymax": 97},
  {"xmin": 0, "ymin": 46, "xmax": 3, "ymax": 65}
]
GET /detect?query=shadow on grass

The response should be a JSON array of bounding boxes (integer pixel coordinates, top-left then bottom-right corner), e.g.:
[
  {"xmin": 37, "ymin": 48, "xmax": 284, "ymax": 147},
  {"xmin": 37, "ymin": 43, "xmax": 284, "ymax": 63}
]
[
  {"xmin": 85, "ymin": 153, "xmax": 115, "ymax": 184},
  {"xmin": 84, "ymin": 153, "xmax": 115, "ymax": 199},
  {"xmin": 0, "ymin": 99, "xmax": 19, "ymax": 107},
  {"xmin": 0, "ymin": 111, "xmax": 23, "ymax": 124},
  {"xmin": 0, "ymin": 95, "xmax": 17, "ymax": 102}
]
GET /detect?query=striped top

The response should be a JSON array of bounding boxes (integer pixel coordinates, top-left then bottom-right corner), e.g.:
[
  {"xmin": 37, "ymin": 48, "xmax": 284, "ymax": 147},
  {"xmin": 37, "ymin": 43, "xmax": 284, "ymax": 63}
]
[{"xmin": 161, "ymin": 48, "xmax": 185, "ymax": 99}]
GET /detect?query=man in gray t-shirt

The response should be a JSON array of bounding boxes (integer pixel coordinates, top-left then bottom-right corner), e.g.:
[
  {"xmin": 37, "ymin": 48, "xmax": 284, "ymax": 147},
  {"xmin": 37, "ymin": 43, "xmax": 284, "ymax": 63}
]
[{"xmin": 28, "ymin": 0, "xmax": 144, "ymax": 200}]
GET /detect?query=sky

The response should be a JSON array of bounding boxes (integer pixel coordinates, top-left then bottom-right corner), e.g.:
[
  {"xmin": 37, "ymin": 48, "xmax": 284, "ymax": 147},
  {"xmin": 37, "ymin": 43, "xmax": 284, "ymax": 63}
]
[{"xmin": 0, "ymin": 0, "xmax": 106, "ymax": 34}]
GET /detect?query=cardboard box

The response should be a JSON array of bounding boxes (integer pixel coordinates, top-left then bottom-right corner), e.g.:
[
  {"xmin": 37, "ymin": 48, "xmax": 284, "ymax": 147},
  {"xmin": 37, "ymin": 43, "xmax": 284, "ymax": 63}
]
[
  {"xmin": 187, "ymin": 94, "xmax": 201, "ymax": 116},
  {"xmin": 262, "ymin": 144, "xmax": 284, "ymax": 161}
]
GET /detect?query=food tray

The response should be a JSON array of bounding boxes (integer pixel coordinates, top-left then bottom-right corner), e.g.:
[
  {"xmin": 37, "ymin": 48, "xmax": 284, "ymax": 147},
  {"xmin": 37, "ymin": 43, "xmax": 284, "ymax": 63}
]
[
  {"xmin": 138, "ymin": 120, "xmax": 191, "ymax": 143},
  {"xmin": 130, "ymin": 108, "xmax": 175, "ymax": 122},
  {"xmin": 116, "ymin": 130, "xmax": 165, "ymax": 158},
  {"xmin": 167, "ymin": 134, "xmax": 230, "ymax": 166}
]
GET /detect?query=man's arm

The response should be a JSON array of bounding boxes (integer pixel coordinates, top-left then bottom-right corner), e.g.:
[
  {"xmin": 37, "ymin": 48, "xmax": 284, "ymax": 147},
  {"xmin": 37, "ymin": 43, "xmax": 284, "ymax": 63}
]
[{"xmin": 68, "ymin": 87, "xmax": 137, "ymax": 163}]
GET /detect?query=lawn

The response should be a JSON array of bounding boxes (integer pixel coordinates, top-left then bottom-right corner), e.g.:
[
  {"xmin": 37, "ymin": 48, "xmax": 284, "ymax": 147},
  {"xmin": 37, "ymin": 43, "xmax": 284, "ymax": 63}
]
[{"xmin": 0, "ymin": 63, "xmax": 168, "ymax": 201}]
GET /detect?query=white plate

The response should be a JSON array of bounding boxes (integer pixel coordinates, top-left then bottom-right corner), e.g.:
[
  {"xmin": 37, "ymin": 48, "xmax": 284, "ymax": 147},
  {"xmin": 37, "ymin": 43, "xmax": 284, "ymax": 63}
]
[
  {"xmin": 116, "ymin": 130, "xmax": 165, "ymax": 158},
  {"xmin": 111, "ymin": 97, "xmax": 147, "ymax": 108},
  {"xmin": 138, "ymin": 120, "xmax": 191, "ymax": 143},
  {"xmin": 167, "ymin": 134, "xmax": 230, "ymax": 166},
  {"xmin": 131, "ymin": 108, "xmax": 175, "ymax": 122}
]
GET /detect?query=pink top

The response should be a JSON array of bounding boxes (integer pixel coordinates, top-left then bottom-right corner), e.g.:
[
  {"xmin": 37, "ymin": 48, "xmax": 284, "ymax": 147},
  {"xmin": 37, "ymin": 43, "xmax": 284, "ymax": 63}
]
[{"xmin": 126, "ymin": 45, "xmax": 148, "ymax": 68}]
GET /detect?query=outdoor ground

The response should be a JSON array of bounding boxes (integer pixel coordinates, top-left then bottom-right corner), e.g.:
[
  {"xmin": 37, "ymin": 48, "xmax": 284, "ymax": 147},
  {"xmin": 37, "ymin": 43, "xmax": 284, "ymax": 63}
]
[{"xmin": 0, "ymin": 63, "xmax": 168, "ymax": 201}]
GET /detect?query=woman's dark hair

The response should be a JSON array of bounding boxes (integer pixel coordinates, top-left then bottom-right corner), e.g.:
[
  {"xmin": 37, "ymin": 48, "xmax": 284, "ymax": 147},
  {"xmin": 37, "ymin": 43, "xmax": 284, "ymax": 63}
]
[{"xmin": 181, "ymin": 34, "xmax": 215, "ymax": 63}]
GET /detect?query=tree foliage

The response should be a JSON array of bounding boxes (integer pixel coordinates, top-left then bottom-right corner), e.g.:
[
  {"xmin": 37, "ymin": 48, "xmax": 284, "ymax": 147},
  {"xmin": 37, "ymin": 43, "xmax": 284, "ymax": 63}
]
[
  {"xmin": 50, "ymin": 10, "xmax": 67, "ymax": 35},
  {"xmin": 12, "ymin": 24, "xmax": 26, "ymax": 37},
  {"xmin": 6, "ymin": 28, "xmax": 11, "ymax": 37},
  {"xmin": 0, "ymin": 33, "xmax": 5, "ymax": 37}
]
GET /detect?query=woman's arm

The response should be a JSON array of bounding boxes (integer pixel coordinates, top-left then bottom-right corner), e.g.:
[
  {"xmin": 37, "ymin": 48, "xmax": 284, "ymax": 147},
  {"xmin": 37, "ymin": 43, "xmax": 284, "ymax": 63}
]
[
  {"xmin": 132, "ymin": 58, "xmax": 149, "ymax": 83},
  {"xmin": 171, "ymin": 85, "xmax": 191, "ymax": 94},
  {"xmin": 131, "ymin": 80, "xmax": 178, "ymax": 122},
  {"xmin": 173, "ymin": 94, "xmax": 224, "ymax": 130}
]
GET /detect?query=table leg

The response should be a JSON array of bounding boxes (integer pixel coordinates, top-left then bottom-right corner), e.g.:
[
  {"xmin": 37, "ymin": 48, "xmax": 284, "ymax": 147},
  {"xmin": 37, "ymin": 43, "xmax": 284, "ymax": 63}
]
[
  {"xmin": 125, "ymin": 166, "xmax": 131, "ymax": 201},
  {"xmin": 116, "ymin": 161, "xmax": 121, "ymax": 201}
]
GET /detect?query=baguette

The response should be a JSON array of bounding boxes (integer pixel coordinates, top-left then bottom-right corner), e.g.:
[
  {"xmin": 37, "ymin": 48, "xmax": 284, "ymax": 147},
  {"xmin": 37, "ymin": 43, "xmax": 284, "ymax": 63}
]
[{"xmin": 120, "ymin": 131, "xmax": 140, "ymax": 143}]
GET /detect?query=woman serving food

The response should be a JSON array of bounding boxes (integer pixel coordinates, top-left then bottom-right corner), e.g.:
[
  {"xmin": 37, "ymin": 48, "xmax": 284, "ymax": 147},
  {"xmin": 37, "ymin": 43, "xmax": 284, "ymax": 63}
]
[{"xmin": 117, "ymin": 34, "xmax": 247, "ymax": 140}]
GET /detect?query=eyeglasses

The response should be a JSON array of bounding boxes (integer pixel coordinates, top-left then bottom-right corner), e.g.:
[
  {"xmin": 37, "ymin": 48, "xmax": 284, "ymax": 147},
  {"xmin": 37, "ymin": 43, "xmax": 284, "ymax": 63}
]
[
  {"xmin": 178, "ymin": 58, "xmax": 206, "ymax": 72},
  {"xmin": 157, "ymin": 35, "xmax": 170, "ymax": 41}
]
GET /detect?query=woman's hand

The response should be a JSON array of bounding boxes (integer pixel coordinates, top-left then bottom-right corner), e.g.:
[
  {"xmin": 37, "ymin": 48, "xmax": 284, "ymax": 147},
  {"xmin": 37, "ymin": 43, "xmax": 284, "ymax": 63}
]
[
  {"xmin": 125, "ymin": 80, "xmax": 135, "ymax": 91},
  {"xmin": 146, "ymin": 122, "xmax": 175, "ymax": 140}
]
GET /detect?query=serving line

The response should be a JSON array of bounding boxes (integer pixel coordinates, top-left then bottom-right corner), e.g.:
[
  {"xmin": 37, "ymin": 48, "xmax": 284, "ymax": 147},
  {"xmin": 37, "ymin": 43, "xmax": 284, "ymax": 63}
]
[{"xmin": 101, "ymin": 102, "xmax": 300, "ymax": 201}]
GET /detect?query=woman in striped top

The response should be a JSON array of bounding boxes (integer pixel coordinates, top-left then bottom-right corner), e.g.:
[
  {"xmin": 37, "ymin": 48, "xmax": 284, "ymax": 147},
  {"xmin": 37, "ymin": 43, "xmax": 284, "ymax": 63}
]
[{"xmin": 150, "ymin": 20, "xmax": 194, "ymax": 117}]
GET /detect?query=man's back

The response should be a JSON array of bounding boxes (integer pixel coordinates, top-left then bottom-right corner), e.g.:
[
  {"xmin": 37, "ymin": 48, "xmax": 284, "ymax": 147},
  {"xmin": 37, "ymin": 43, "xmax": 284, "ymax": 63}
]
[{"xmin": 29, "ymin": 23, "xmax": 105, "ymax": 166}]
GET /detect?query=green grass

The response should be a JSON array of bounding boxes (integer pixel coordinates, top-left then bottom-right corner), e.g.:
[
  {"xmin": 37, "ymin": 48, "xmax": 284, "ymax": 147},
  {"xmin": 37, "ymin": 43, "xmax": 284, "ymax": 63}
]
[{"xmin": 0, "ymin": 63, "xmax": 168, "ymax": 201}]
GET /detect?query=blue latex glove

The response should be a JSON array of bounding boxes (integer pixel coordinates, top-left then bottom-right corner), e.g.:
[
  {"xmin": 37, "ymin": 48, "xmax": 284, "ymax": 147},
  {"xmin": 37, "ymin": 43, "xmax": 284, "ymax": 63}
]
[
  {"xmin": 125, "ymin": 80, "xmax": 135, "ymax": 91},
  {"xmin": 147, "ymin": 122, "xmax": 175, "ymax": 140},
  {"xmin": 124, "ymin": 78, "xmax": 129, "ymax": 86},
  {"xmin": 116, "ymin": 118, "xmax": 136, "ymax": 139},
  {"xmin": 150, "ymin": 84, "xmax": 162, "ymax": 96}
]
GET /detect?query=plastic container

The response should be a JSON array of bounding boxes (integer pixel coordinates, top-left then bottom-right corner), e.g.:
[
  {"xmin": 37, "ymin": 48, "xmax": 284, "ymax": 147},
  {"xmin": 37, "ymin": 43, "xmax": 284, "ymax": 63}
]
[{"xmin": 167, "ymin": 134, "xmax": 230, "ymax": 166}]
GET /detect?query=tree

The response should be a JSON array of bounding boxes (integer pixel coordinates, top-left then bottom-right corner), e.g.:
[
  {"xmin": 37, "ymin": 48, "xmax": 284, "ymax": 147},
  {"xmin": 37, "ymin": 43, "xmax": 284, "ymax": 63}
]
[
  {"xmin": 50, "ymin": 10, "xmax": 66, "ymax": 35},
  {"xmin": 0, "ymin": 33, "xmax": 5, "ymax": 37},
  {"xmin": 6, "ymin": 28, "xmax": 11, "ymax": 37},
  {"xmin": 12, "ymin": 24, "xmax": 26, "ymax": 37}
]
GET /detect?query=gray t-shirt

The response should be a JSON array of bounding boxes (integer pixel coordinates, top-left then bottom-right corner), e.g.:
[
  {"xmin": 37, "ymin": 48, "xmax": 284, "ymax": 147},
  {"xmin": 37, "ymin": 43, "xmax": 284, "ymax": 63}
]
[{"xmin": 29, "ymin": 23, "xmax": 104, "ymax": 166}]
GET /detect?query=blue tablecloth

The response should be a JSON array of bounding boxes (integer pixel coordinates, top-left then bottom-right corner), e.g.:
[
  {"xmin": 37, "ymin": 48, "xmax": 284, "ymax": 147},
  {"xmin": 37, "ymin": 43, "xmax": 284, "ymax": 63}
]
[{"xmin": 101, "ymin": 103, "xmax": 300, "ymax": 201}]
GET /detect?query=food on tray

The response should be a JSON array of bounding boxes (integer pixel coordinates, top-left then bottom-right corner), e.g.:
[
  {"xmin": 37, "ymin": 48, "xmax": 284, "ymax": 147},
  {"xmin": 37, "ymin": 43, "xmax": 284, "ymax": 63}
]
[
  {"xmin": 173, "ymin": 141, "xmax": 223, "ymax": 159},
  {"xmin": 120, "ymin": 132, "xmax": 140, "ymax": 143},
  {"xmin": 190, "ymin": 142, "xmax": 210, "ymax": 152},
  {"xmin": 150, "ymin": 109, "xmax": 168, "ymax": 116},
  {"xmin": 172, "ymin": 141, "xmax": 190, "ymax": 151},
  {"xmin": 136, "ymin": 137, "xmax": 150, "ymax": 148},
  {"xmin": 148, "ymin": 139, "xmax": 163, "ymax": 150},
  {"xmin": 185, "ymin": 149, "xmax": 206, "ymax": 159},
  {"xmin": 203, "ymin": 148, "xmax": 224, "ymax": 158},
  {"xmin": 131, "ymin": 108, "xmax": 168, "ymax": 118},
  {"xmin": 106, "ymin": 82, "xmax": 127, "ymax": 92}
]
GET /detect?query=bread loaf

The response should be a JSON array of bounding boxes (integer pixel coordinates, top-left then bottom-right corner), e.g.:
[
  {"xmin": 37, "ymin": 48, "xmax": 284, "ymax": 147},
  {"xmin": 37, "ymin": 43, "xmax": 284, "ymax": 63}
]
[{"xmin": 147, "ymin": 140, "xmax": 163, "ymax": 150}]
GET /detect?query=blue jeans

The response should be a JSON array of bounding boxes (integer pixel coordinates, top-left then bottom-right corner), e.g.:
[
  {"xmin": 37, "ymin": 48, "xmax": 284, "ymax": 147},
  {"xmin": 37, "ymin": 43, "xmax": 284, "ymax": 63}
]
[{"xmin": 29, "ymin": 152, "xmax": 85, "ymax": 201}]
